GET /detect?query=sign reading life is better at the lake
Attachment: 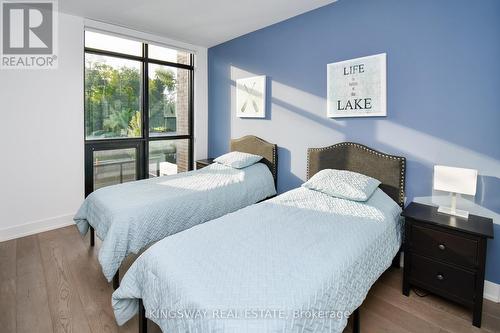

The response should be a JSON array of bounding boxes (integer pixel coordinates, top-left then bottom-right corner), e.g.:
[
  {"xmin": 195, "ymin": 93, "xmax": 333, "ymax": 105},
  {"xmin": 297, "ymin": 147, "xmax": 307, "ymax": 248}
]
[{"xmin": 327, "ymin": 53, "xmax": 386, "ymax": 118}]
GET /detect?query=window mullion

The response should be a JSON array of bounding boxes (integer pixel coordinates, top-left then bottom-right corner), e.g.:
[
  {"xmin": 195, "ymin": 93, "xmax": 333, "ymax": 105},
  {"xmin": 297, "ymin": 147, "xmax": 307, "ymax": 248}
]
[
  {"xmin": 142, "ymin": 43, "xmax": 149, "ymax": 180},
  {"xmin": 189, "ymin": 53, "xmax": 195, "ymax": 168}
]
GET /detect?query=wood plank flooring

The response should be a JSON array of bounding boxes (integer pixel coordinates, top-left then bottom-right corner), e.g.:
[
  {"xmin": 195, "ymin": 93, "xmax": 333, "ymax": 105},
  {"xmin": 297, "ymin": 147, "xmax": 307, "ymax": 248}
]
[{"xmin": 0, "ymin": 225, "xmax": 499, "ymax": 333}]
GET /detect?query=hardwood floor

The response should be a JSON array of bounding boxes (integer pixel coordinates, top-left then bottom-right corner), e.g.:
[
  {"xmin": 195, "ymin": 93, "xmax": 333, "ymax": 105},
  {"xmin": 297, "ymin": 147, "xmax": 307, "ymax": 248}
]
[{"xmin": 1, "ymin": 225, "xmax": 499, "ymax": 333}]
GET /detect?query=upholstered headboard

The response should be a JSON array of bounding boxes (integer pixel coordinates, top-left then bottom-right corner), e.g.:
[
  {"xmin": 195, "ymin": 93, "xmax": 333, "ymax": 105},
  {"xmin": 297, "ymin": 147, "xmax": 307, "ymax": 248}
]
[
  {"xmin": 307, "ymin": 142, "xmax": 406, "ymax": 207},
  {"xmin": 230, "ymin": 135, "xmax": 278, "ymax": 184}
]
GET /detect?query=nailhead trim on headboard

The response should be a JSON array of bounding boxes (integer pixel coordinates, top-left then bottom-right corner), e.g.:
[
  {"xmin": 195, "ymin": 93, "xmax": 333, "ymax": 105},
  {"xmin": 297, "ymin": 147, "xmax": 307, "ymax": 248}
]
[
  {"xmin": 307, "ymin": 142, "xmax": 406, "ymax": 207},
  {"xmin": 271, "ymin": 145, "xmax": 277, "ymax": 183},
  {"xmin": 252, "ymin": 136, "xmax": 277, "ymax": 184}
]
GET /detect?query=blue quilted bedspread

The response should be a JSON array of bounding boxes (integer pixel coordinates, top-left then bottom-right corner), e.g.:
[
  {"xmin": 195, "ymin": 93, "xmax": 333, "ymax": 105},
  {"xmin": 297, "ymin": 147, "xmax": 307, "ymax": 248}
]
[
  {"xmin": 112, "ymin": 187, "xmax": 402, "ymax": 332},
  {"xmin": 74, "ymin": 162, "xmax": 276, "ymax": 281}
]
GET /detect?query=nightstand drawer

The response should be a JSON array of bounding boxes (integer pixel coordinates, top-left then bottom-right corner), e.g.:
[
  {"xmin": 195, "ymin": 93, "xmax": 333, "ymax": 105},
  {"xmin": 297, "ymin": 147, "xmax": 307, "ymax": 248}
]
[
  {"xmin": 410, "ymin": 223, "xmax": 478, "ymax": 268},
  {"xmin": 411, "ymin": 254, "xmax": 475, "ymax": 303}
]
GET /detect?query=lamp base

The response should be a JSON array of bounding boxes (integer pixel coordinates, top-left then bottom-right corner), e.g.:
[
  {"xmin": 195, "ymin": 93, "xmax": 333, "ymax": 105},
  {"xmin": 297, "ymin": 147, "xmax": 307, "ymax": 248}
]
[{"xmin": 438, "ymin": 205, "xmax": 469, "ymax": 219}]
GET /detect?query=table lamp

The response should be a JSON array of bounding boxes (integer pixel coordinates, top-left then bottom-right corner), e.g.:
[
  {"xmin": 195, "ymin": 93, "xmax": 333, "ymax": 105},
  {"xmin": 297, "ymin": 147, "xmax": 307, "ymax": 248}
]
[{"xmin": 433, "ymin": 165, "xmax": 478, "ymax": 219}]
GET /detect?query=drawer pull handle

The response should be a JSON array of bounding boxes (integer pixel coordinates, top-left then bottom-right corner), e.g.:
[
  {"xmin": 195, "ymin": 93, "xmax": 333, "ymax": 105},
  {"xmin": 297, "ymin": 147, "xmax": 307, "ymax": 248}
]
[
  {"xmin": 436, "ymin": 274, "xmax": 444, "ymax": 281},
  {"xmin": 438, "ymin": 244, "xmax": 446, "ymax": 251}
]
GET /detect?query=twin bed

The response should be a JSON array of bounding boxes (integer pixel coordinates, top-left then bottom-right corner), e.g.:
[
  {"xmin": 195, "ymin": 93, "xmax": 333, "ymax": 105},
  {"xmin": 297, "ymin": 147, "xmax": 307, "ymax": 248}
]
[
  {"xmin": 74, "ymin": 135, "xmax": 278, "ymax": 288},
  {"xmin": 108, "ymin": 142, "xmax": 406, "ymax": 333}
]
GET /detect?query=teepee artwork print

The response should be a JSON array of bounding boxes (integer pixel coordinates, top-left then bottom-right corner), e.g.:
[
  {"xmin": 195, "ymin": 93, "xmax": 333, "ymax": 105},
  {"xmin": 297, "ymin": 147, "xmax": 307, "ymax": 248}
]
[{"xmin": 236, "ymin": 75, "xmax": 266, "ymax": 118}]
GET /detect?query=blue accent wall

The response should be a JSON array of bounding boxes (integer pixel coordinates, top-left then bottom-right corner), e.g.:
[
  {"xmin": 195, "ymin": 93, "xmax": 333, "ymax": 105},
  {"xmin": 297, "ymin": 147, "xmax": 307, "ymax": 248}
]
[{"xmin": 208, "ymin": 0, "xmax": 500, "ymax": 283}]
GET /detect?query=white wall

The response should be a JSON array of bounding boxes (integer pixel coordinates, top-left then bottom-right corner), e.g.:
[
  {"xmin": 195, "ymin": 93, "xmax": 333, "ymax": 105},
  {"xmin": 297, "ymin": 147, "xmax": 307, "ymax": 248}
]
[
  {"xmin": 0, "ymin": 14, "xmax": 208, "ymax": 241},
  {"xmin": 0, "ymin": 13, "xmax": 85, "ymax": 240},
  {"xmin": 193, "ymin": 49, "xmax": 208, "ymax": 160}
]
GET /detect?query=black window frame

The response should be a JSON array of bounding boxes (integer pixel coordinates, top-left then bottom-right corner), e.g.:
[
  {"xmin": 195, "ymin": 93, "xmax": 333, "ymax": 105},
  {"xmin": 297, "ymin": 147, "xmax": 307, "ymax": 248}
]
[{"xmin": 84, "ymin": 32, "xmax": 194, "ymax": 196}]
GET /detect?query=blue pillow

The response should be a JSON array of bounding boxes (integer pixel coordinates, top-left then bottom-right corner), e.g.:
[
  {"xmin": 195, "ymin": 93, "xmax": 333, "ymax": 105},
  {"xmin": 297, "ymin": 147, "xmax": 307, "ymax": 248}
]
[
  {"xmin": 214, "ymin": 151, "xmax": 263, "ymax": 169},
  {"xmin": 302, "ymin": 169, "xmax": 381, "ymax": 201}
]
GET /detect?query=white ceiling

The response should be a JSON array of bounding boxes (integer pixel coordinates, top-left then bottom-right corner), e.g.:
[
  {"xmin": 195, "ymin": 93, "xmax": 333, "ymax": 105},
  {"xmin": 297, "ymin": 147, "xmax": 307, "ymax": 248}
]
[{"xmin": 60, "ymin": 0, "xmax": 336, "ymax": 47}]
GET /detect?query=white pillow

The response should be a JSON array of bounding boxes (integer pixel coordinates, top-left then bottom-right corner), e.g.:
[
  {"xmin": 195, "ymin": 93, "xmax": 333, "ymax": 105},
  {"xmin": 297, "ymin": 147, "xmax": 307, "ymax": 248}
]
[
  {"xmin": 214, "ymin": 151, "xmax": 263, "ymax": 169},
  {"xmin": 302, "ymin": 169, "xmax": 381, "ymax": 201}
]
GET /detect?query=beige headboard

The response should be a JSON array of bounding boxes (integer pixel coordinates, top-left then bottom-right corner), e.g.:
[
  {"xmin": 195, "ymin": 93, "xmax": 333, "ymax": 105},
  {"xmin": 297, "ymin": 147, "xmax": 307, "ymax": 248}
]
[
  {"xmin": 307, "ymin": 142, "xmax": 406, "ymax": 207},
  {"xmin": 230, "ymin": 135, "xmax": 277, "ymax": 185}
]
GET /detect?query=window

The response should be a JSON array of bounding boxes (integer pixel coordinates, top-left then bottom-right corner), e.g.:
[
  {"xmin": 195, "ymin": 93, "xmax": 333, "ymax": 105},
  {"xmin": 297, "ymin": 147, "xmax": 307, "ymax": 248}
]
[
  {"xmin": 93, "ymin": 148, "xmax": 137, "ymax": 190},
  {"xmin": 148, "ymin": 44, "xmax": 191, "ymax": 65},
  {"xmin": 84, "ymin": 31, "xmax": 194, "ymax": 196},
  {"xmin": 148, "ymin": 139, "xmax": 190, "ymax": 177},
  {"xmin": 148, "ymin": 64, "xmax": 190, "ymax": 136},
  {"xmin": 85, "ymin": 31, "xmax": 142, "ymax": 56},
  {"xmin": 85, "ymin": 54, "xmax": 141, "ymax": 139}
]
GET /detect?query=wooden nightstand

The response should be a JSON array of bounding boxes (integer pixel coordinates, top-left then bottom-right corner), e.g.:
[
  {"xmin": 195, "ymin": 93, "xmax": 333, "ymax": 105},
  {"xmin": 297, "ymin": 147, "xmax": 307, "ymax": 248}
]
[
  {"xmin": 196, "ymin": 158, "xmax": 214, "ymax": 170},
  {"xmin": 402, "ymin": 202, "xmax": 494, "ymax": 328}
]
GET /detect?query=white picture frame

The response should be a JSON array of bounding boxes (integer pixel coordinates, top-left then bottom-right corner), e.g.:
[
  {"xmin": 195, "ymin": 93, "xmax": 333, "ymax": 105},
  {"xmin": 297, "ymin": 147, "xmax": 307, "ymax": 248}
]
[
  {"xmin": 327, "ymin": 53, "xmax": 387, "ymax": 118},
  {"xmin": 236, "ymin": 75, "xmax": 266, "ymax": 118}
]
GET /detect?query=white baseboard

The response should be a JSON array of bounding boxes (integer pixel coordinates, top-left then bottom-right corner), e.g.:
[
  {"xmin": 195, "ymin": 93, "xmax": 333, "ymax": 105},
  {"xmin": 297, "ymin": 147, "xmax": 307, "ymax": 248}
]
[
  {"xmin": 0, "ymin": 214, "xmax": 75, "ymax": 242},
  {"xmin": 484, "ymin": 280, "xmax": 500, "ymax": 303}
]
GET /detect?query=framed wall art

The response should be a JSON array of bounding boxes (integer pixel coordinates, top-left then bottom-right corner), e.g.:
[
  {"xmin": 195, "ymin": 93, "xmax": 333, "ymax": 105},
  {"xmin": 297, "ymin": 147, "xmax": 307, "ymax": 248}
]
[
  {"xmin": 236, "ymin": 75, "xmax": 266, "ymax": 118},
  {"xmin": 327, "ymin": 53, "xmax": 386, "ymax": 118}
]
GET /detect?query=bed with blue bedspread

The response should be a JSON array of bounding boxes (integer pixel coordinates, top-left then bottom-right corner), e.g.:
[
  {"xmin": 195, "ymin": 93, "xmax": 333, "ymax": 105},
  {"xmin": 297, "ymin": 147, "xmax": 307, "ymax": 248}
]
[
  {"xmin": 112, "ymin": 142, "xmax": 406, "ymax": 333},
  {"xmin": 74, "ymin": 135, "xmax": 277, "ymax": 282},
  {"xmin": 112, "ymin": 187, "xmax": 402, "ymax": 332}
]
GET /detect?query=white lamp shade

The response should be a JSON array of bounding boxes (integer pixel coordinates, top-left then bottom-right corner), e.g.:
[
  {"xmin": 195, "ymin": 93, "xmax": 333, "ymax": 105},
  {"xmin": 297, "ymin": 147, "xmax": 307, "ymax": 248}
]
[{"xmin": 433, "ymin": 165, "xmax": 478, "ymax": 196}]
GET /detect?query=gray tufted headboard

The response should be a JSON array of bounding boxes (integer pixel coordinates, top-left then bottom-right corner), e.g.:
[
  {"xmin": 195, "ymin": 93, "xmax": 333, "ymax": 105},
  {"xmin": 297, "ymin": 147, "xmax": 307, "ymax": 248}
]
[
  {"xmin": 307, "ymin": 142, "xmax": 406, "ymax": 207},
  {"xmin": 230, "ymin": 135, "xmax": 278, "ymax": 185}
]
